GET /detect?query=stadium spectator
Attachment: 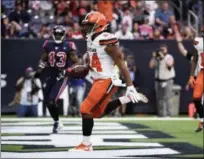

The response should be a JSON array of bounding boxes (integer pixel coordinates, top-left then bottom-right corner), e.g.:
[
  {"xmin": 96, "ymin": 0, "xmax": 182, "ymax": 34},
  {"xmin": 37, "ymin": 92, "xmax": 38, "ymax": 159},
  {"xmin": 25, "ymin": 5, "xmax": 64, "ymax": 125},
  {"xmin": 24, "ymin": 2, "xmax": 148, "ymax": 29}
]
[
  {"xmin": 9, "ymin": 0, "xmax": 30, "ymax": 24},
  {"xmin": 132, "ymin": 1, "xmax": 145, "ymax": 24},
  {"xmin": 115, "ymin": 23, "xmax": 133, "ymax": 39},
  {"xmin": 144, "ymin": 0, "xmax": 158, "ymax": 25},
  {"xmin": 14, "ymin": 67, "xmax": 42, "ymax": 117},
  {"xmin": 37, "ymin": 23, "xmax": 51, "ymax": 39},
  {"xmin": 94, "ymin": 0, "xmax": 113, "ymax": 23},
  {"xmin": 149, "ymin": 44, "xmax": 175, "ymax": 117},
  {"xmin": 121, "ymin": 7, "xmax": 133, "ymax": 32},
  {"xmin": 132, "ymin": 22, "xmax": 141, "ymax": 39},
  {"xmin": 68, "ymin": 56, "xmax": 86, "ymax": 117},
  {"xmin": 1, "ymin": 14, "xmax": 22, "ymax": 38},
  {"xmin": 139, "ymin": 18, "xmax": 153, "ymax": 40},
  {"xmin": 152, "ymin": 28, "xmax": 164, "ymax": 40},
  {"xmin": 54, "ymin": 0, "xmax": 69, "ymax": 17},
  {"xmin": 67, "ymin": 22, "xmax": 83, "ymax": 39},
  {"xmin": 155, "ymin": 1, "xmax": 174, "ymax": 27},
  {"xmin": 182, "ymin": 26, "xmax": 195, "ymax": 40}
]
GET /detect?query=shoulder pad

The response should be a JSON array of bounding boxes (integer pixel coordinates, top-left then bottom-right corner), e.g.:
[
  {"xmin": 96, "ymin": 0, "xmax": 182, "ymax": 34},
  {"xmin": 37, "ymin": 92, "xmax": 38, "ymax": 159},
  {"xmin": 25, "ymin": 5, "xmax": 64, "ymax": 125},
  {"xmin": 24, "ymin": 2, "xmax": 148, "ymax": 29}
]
[{"xmin": 98, "ymin": 32, "xmax": 119, "ymax": 46}]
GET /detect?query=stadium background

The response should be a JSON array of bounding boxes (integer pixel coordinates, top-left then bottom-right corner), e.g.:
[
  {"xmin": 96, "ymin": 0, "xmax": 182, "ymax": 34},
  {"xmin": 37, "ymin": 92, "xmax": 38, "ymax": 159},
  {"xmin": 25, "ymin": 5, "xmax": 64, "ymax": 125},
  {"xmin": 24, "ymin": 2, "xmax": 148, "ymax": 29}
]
[
  {"xmin": 2, "ymin": 0, "xmax": 202, "ymax": 114},
  {"xmin": 1, "ymin": 0, "xmax": 204, "ymax": 158}
]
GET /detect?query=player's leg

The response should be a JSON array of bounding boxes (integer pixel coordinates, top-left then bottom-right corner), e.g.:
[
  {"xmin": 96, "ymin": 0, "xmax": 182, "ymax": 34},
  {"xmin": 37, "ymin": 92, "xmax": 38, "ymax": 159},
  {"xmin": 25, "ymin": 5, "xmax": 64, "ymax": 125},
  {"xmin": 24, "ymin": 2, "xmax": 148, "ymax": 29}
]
[
  {"xmin": 43, "ymin": 78, "xmax": 58, "ymax": 122},
  {"xmin": 193, "ymin": 70, "xmax": 204, "ymax": 132},
  {"xmin": 69, "ymin": 79, "xmax": 114, "ymax": 151},
  {"xmin": 49, "ymin": 77, "xmax": 68, "ymax": 133}
]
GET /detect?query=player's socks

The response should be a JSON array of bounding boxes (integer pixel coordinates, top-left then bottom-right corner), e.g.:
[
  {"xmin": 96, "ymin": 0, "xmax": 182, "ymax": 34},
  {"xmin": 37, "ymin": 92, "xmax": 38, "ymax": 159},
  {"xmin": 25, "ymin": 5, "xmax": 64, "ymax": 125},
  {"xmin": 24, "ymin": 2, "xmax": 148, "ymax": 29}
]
[
  {"xmin": 193, "ymin": 100, "xmax": 204, "ymax": 119},
  {"xmin": 82, "ymin": 136, "xmax": 91, "ymax": 146},
  {"xmin": 82, "ymin": 118, "xmax": 94, "ymax": 145},
  {"xmin": 103, "ymin": 96, "xmax": 131, "ymax": 115}
]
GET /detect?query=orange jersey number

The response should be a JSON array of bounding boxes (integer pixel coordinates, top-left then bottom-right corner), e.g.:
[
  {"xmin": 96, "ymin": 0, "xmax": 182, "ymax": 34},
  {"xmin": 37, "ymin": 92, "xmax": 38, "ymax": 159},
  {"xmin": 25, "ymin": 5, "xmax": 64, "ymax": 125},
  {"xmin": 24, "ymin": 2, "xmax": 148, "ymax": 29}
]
[{"xmin": 91, "ymin": 53, "xmax": 102, "ymax": 72}]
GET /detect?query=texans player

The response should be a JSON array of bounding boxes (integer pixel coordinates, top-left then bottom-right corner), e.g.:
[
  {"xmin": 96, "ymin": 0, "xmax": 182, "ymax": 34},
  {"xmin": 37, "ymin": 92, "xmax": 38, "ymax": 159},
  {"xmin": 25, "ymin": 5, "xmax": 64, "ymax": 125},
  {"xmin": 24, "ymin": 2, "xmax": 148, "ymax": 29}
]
[
  {"xmin": 69, "ymin": 11, "xmax": 148, "ymax": 151},
  {"xmin": 34, "ymin": 25, "xmax": 79, "ymax": 133},
  {"xmin": 175, "ymin": 29, "xmax": 204, "ymax": 132}
]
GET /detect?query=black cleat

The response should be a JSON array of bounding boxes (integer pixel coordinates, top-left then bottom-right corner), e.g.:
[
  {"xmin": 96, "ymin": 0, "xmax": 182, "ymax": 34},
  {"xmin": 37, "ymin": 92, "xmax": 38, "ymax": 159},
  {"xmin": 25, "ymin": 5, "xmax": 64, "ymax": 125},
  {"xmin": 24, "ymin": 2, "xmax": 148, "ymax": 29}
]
[
  {"xmin": 195, "ymin": 122, "xmax": 203, "ymax": 132},
  {"xmin": 52, "ymin": 122, "xmax": 59, "ymax": 133}
]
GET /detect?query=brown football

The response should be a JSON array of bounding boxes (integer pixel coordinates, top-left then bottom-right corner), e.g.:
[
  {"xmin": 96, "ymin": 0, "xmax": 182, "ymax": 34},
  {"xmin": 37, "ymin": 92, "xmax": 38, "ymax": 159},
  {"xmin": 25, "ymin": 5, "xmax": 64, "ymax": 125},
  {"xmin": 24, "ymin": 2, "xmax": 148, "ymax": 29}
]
[{"xmin": 68, "ymin": 65, "xmax": 89, "ymax": 78}]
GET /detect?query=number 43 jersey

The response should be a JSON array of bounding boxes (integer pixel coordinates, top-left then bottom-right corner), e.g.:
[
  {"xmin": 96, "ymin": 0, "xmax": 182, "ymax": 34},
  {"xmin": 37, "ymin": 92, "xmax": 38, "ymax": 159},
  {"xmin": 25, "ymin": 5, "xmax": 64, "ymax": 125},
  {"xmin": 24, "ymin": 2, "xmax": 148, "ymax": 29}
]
[
  {"xmin": 43, "ymin": 40, "xmax": 76, "ymax": 75},
  {"xmin": 86, "ymin": 32, "xmax": 119, "ymax": 80}
]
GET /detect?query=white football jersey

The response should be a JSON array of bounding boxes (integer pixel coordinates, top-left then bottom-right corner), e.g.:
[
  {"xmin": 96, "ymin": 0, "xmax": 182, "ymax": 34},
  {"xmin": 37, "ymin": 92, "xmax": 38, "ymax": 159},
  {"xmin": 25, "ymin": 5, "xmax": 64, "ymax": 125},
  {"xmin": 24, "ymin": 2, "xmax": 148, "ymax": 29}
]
[
  {"xmin": 194, "ymin": 37, "xmax": 204, "ymax": 75},
  {"xmin": 86, "ymin": 32, "xmax": 119, "ymax": 80}
]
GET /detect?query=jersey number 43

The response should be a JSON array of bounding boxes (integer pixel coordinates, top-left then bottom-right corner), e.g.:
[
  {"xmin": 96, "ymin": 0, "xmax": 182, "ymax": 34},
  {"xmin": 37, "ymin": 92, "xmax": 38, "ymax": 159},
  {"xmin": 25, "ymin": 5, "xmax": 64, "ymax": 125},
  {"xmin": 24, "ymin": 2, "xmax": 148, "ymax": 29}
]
[{"xmin": 49, "ymin": 51, "xmax": 67, "ymax": 68}]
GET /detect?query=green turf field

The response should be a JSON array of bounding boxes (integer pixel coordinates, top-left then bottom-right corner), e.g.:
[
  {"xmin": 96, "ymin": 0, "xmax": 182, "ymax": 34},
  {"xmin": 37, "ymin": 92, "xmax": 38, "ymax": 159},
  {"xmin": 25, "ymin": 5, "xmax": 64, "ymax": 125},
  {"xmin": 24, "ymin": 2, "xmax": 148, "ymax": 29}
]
[{"xmin": 1, "ymin": 117, "xmax": 204, "ymax": 158}]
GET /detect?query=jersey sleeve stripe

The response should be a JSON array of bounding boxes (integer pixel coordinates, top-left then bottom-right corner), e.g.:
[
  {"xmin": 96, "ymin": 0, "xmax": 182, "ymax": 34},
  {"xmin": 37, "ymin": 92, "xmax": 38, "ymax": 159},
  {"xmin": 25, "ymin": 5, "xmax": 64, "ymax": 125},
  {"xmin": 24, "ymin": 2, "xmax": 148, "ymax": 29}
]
[
  {"xmin": 43, "ymin": 40, "xmax": 48, "ymax": 48},
  {"xmin": 99, "ymin": 39, "xmax": 118, "ymax": 45}
]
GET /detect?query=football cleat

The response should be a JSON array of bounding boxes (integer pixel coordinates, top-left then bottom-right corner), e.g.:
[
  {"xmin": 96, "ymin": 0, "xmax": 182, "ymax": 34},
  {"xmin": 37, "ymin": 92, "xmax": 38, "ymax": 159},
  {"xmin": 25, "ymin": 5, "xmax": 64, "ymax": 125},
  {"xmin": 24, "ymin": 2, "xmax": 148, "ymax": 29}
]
[
  {"xmin": 195, "ymin": 122, "xmax": 203, "ymax": 132},
  {"xmin": 69, "ymin": 143, "xmax": 93, "ymax": 151},
  {"xmin": 52, "ymin": 121, "xmax": 63, "ymax": 133}
]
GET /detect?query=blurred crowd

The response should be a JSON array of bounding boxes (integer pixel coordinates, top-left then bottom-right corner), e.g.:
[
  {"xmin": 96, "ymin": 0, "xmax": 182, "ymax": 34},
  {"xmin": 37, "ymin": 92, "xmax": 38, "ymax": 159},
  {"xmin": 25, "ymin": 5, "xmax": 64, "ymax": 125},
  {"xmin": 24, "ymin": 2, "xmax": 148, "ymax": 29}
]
[{"xmin": 1, "ymin": 0, "xmax": 203, "ymax": 40}]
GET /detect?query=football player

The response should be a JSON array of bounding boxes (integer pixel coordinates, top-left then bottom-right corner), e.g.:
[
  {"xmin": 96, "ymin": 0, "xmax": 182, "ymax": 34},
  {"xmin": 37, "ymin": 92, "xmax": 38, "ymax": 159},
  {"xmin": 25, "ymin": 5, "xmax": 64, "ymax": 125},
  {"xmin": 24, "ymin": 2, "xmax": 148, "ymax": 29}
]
[
  {"xmin": 34, "ymin": 25, "xmax": 79, "ymax": 133},
  {"xmin": 175, "ymin": 28, "xmax": 204, "ymax": 132},
  {"xmin": 69, "ymin": 11, "xmax": 148, "ymax": 151}
]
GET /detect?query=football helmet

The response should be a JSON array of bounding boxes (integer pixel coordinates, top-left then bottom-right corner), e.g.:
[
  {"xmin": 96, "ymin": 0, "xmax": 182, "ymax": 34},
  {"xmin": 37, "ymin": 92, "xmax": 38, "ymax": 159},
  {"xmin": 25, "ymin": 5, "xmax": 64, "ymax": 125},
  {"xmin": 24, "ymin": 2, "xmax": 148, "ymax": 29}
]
[
  {"xmin": 52, "ymin": 25, "xmax": 66, "ymax": 44},
  {"xmin": 82, "ymin": 11, "xmax": 108, "ymax": 36}
]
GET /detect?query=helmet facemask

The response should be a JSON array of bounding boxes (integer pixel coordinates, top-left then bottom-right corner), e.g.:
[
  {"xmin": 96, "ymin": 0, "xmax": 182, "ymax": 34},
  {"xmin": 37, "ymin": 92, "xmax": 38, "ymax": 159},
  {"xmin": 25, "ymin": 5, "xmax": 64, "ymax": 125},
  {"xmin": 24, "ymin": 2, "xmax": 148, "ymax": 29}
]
[{"xmin": 52, "ymin": 27, "xmax": 65, "ymax": 44}]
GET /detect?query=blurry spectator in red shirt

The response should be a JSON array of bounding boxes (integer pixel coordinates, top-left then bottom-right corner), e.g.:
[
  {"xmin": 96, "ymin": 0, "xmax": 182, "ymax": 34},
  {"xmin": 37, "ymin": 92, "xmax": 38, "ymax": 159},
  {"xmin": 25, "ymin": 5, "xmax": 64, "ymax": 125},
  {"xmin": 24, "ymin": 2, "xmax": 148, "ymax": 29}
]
[
  {"xmin": 166, "ymin": 16, "xmax": 180, "ymax": 39},
  {"xmin": 68, "ymin": 22, "xmax": 83, "ymax": 39},
  {"xmin": 153, "ymin": 28, "xmax": 164, "ymax": 40},
  {"xmin": 155, "ymin": 1, "xmax": 174, "ymax": 27},
  {"xmin": 55, "ymin": 0, "xmax": 69, "ymax": 17}
]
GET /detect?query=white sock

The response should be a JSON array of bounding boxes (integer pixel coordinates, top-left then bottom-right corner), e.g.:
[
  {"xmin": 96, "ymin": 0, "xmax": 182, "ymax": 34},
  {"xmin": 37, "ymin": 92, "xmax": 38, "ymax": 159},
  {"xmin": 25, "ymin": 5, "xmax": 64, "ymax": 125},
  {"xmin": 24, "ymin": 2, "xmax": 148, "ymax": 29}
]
[
  {"xmin": 82, "ymin": 136, "xmax": 91, "ymax": 146},
  {"xmin": 119, "ymin": 96, "xmax": 131, "ymax": 105}
]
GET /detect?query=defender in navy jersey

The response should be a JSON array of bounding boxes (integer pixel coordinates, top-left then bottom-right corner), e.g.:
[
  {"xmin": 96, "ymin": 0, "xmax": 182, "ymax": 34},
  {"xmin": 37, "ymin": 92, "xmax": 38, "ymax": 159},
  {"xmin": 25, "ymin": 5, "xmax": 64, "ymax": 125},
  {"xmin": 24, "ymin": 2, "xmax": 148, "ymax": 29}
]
[{"xmin": 34, "ymin": 25, "xmax": 79, "ymax": 133}]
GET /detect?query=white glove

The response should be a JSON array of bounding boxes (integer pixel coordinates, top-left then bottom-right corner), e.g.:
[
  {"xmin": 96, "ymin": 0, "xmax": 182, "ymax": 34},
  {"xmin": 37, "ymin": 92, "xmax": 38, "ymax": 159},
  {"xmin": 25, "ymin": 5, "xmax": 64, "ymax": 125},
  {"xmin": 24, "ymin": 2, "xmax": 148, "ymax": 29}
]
[{"xmin": 126, "ymin": 86, "xmax": 148, "ymax": 103}]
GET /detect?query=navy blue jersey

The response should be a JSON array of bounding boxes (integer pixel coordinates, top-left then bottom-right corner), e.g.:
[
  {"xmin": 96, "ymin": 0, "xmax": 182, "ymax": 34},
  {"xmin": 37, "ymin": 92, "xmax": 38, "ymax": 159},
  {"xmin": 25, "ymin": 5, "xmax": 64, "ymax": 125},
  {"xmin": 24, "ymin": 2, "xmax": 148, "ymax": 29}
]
[{"xmin": 43, "ymin": 40, "xmax": 76, "ymax": 70}]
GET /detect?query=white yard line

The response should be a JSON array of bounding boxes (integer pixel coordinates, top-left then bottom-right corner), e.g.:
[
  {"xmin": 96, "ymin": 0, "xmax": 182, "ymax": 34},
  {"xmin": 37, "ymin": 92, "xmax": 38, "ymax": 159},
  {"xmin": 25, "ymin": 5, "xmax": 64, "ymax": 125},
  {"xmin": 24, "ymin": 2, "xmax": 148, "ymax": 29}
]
[
  {"xmin": 1, "ymin": 117, "xmax": 193, "ymax": 122},
  {"xmin": 1, "ymin": 148, "xmax": 179, "ymax": 158}
]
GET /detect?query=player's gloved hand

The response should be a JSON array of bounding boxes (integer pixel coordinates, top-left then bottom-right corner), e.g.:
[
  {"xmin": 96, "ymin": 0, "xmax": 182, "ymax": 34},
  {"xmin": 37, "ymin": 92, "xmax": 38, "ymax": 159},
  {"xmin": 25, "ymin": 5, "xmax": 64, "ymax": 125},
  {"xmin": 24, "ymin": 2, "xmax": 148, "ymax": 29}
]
[
  {"xmin": 57, "ymin": 70, "xmax": 66, "ymax": 80},
  {"xmin": 126, "ymin": 86, "xmax": 148, "ymax": 103},
  {"xmin": 188, "ymin": 76, "xmax": 196, "ymax": 88}
]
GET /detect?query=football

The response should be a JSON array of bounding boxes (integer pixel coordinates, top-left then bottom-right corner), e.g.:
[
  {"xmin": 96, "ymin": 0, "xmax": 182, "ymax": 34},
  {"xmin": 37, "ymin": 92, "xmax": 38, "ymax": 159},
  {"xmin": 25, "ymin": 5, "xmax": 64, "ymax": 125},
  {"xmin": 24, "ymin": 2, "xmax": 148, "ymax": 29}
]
[{"xmin": 67, "ymin": 65, "xmax": 89, "ymax": 78}]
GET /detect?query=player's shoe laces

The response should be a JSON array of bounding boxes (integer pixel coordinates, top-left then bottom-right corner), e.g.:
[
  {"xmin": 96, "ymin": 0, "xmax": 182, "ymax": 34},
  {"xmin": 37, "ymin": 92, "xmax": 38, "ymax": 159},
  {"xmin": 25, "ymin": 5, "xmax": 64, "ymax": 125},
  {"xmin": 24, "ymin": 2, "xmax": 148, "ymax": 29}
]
[
  {"xmin": 195, "ymin": 121, "xmax": 203, "ymax": 132},
  {"xmin": 52, "ymin": 121, "xmax": 63, "ymax": 133},
  {"xmin": 69, "ymin": 143, "xmax": 93, "ymax": 151}
]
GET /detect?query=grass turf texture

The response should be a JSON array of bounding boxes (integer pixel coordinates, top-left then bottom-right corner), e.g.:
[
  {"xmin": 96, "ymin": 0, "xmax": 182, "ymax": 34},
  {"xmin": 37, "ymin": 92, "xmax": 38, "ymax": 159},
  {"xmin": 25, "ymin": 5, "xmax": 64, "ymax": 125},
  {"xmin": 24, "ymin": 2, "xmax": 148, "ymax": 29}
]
[{"xmin": 1, "ymin": 117, "xmax": 203, "ymax": 158}]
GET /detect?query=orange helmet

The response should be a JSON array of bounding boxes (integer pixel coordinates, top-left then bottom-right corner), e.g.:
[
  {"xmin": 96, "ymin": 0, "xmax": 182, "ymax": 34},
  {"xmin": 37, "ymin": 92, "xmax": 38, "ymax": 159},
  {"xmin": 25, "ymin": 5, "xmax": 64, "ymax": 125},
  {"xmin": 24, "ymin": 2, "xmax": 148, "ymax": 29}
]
[{"xmin": 82, "ymin": 11, "xmax": 108, "ymax": 35}]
